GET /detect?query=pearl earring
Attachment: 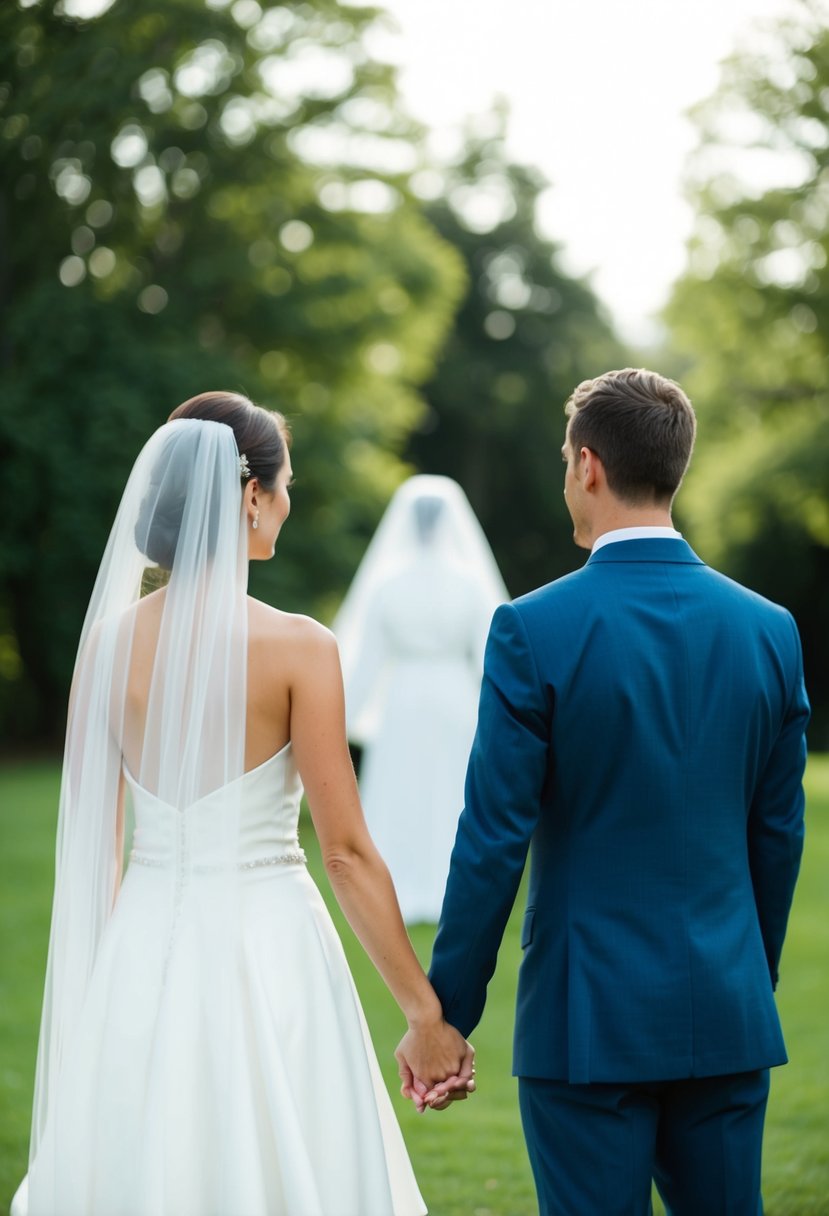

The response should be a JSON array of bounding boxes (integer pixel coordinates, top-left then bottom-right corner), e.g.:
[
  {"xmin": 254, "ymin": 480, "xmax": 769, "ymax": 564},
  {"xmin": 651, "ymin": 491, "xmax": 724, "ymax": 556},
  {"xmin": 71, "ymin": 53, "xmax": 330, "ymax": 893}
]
[{"xmin": 252, "ymin": 510, "xmax": 259, "ymax": 530}]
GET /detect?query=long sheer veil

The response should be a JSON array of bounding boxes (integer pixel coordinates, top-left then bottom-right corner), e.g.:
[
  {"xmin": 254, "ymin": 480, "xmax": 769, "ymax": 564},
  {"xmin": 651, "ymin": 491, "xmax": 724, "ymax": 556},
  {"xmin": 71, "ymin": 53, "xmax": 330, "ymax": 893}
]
[
  {"xmin": 333, "ymin": 474, "xmax": 508, "ymax": 743},
  {"xmin": 29, "ymin": 418, "xmax": 248, "ymax": 1196}
]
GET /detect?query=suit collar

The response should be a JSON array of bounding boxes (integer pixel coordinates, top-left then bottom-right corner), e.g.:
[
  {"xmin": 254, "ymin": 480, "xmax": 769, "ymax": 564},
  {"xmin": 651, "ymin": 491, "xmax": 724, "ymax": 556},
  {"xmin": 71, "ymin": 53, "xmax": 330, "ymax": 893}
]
[{"xmin": 586, "ymin": 537, "xmax": 705, "ymax": 566}]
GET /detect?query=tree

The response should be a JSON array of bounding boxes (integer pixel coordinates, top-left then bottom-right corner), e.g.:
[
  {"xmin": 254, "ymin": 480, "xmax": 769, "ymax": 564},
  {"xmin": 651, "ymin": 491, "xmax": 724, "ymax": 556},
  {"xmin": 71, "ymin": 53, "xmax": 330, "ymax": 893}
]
[
  {"xmin": 0, "ymin": 0, "xmax": 464, "ymax": 738},
  {"xmin": 664, "ymin": 0, "xmax": 829, "ymax": 738},
  {"xmin": 406, "ymin": 112, "xmax": 627, "ymax": 598}
]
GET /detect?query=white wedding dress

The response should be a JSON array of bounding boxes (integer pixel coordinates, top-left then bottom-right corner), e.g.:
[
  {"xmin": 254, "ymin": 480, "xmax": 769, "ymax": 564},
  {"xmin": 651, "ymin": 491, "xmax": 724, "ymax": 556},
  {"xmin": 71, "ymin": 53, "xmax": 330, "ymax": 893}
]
[{"xmin": 14, "ymin": 742, "xmax": 425, "ymax": 1216}]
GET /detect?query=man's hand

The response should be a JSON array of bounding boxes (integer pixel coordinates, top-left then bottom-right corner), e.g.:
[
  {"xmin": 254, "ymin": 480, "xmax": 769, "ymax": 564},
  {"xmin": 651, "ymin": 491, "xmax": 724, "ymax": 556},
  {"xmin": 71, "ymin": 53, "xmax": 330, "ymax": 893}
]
[
  {"xmin": 421, "ymin": 1064, "xmax": 476, "ymax": 1111},
  {"xmin": 395, "ymin": 1018, "xmax": 475, "ymax": 1113}
]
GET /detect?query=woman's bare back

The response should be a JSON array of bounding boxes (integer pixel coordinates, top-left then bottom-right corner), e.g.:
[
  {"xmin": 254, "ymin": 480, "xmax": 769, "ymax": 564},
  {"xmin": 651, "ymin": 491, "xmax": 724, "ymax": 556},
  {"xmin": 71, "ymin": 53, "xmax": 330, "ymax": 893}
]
[{"xmin": 124, "ymin": 590, "xmax": 315, "ymax": 776}]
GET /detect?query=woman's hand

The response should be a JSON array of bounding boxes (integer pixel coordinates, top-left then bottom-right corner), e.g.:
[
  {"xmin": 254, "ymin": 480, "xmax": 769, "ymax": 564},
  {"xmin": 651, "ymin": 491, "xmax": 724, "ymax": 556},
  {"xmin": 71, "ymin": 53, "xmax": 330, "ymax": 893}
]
[{"xmin": 395, "ymin": 1018, "xmax": 475, "ymax": 1113}]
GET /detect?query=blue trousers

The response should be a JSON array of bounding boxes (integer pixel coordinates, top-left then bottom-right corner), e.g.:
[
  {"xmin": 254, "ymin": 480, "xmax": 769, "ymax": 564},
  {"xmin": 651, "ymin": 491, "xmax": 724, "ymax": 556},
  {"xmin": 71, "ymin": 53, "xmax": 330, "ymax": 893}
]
[{"xmin": 518, "ymin": 1070, "xmax": 770, "ymax": 1216}]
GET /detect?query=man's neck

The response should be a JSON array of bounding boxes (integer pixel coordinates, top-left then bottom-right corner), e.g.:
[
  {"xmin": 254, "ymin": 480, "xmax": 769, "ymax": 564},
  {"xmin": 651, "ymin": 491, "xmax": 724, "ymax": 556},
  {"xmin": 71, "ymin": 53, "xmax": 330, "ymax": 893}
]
[{"xmin": 584, "ymin": 506, "xmax": 674, "ymax": 551}]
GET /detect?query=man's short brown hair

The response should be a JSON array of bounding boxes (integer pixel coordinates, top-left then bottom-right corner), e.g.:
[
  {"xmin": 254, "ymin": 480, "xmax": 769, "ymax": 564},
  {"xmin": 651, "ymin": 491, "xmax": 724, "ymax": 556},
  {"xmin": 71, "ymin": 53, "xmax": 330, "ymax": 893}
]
[{"xmin": 565, "ymin": 368, "xmax": 696, "ymax": 505}]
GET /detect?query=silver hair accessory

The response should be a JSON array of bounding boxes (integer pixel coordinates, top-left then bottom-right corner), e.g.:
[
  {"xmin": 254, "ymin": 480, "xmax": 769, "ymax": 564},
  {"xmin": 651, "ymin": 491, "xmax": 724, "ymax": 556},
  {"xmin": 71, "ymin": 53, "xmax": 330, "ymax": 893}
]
[{"xmin": 239, "ymin": 453, "xmax": 251, "ymax": 479}]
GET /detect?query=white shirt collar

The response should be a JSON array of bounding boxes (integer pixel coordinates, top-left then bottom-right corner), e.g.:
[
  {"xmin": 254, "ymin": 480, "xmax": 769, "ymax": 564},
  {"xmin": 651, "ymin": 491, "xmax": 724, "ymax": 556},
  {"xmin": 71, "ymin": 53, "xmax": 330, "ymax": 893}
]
[{"xmin": 591, "ymin": 526, "xmax": 682, "ymax": 554}]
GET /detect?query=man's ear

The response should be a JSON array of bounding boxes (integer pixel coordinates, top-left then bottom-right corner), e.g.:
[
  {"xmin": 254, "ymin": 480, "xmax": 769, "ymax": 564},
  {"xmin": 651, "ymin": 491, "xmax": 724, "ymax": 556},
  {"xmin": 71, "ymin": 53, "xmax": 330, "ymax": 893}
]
[{"xmin": 580, "ymin": 447, "xmax": 601, "ymax": 492}]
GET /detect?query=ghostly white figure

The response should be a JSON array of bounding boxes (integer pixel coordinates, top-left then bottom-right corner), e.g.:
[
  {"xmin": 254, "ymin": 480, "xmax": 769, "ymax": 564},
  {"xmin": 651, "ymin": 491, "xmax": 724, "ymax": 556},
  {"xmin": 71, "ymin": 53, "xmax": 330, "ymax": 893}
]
[{"xmin": 334, "ymin": 476, "xmax": 508, "ymax": 923}]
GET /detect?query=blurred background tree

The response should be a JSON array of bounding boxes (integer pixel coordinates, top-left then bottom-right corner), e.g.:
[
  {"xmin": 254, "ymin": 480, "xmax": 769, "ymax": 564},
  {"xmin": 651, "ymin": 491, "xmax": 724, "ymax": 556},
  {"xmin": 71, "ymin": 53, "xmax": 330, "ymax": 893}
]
[
  {"xmin": 406, "ymin": 110, "xmax": 626, "ymax": 597},
  {"xmin": 665, "ymin": 0, "xmax": 829, "ymax": 741},
  {"xmin": 0, "ymin": 0, "xmax": 464, "ymax": 739},
  {"xmin": 4, "ymin": 0, "xmax": 825, "ymax": 746}
]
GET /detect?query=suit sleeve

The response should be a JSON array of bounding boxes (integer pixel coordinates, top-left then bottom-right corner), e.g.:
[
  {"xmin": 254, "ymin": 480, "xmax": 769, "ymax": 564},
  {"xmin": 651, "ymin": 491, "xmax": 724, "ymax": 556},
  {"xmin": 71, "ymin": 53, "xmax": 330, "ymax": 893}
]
[
  {"xmin": 747, "ymin": 612, "xmax": 810, "ymax": 989},
  {"xmin": 428, "ymin": 601, "xmax": 551, "ymax": 1036}
]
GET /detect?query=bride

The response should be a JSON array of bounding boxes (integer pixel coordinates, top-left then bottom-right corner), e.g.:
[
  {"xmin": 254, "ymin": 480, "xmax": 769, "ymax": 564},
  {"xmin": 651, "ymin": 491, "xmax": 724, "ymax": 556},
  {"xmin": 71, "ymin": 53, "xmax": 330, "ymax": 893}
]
[{"xmin": 12, "ymin": 392, "xmax": 473, "ymax": 1216}]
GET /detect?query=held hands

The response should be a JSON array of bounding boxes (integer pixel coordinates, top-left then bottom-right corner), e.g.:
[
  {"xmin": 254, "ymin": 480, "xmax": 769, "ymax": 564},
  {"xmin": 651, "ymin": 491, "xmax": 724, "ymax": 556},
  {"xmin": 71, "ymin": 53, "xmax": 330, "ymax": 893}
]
[{"xmin": 395, "ymin": 1017, "xmax": 476, "ymax": 1114}]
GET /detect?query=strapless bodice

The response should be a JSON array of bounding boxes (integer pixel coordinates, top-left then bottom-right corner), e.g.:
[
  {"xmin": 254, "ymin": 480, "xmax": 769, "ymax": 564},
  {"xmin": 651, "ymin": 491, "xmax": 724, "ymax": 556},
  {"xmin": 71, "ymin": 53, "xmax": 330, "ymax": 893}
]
[{"xmin": 125, "ymin": 742, "xmax": 306, "ymax": 873}]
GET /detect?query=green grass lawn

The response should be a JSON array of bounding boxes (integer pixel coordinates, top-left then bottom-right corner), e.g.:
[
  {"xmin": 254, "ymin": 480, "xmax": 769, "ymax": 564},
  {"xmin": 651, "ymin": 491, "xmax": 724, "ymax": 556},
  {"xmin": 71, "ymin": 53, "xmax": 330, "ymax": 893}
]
[{"xmin": 1, "ymin": 758, "xmax": 827, "ymax": 1215}]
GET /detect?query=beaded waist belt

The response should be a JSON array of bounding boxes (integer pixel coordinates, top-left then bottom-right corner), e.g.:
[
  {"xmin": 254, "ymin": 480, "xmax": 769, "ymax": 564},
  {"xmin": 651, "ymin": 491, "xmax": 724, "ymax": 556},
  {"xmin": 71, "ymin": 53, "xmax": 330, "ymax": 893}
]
[{"xmin": 129, "ymin": 846, "xmax": 307, "ymax": 872}]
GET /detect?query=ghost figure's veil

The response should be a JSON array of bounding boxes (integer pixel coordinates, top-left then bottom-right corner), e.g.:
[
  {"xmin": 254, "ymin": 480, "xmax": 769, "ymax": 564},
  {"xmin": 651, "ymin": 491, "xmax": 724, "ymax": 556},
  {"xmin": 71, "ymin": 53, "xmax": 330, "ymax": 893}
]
[
  {"xmin": 28, "ymin": 418, "xmax": 249, "ymax": 1202},
  {"xmin": 333, "ymin": 474, "xmax": 508, "ymax": 742}
]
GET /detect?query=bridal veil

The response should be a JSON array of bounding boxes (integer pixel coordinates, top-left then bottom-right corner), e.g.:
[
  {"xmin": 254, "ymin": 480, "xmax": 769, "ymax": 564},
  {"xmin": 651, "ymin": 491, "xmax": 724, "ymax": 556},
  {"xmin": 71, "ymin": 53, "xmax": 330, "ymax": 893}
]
[{"xmin": 28, "ymin": 418, "xmax": 249, "ymax": 1203}]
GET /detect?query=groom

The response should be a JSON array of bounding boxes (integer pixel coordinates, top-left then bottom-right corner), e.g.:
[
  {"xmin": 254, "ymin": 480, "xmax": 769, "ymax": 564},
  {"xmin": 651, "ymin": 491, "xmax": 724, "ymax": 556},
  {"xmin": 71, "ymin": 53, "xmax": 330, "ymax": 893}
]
[{"xmin": 399, "ymin": 369, "xmax": 809, "ymax": 1214}]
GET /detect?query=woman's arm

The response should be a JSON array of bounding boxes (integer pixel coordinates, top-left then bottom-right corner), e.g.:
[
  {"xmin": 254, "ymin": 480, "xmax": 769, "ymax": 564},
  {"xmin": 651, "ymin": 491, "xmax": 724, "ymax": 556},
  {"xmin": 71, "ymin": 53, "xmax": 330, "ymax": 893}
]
[{"xmin": 288, "ymin": 620, "xmax": 474, "ymax": 1097}]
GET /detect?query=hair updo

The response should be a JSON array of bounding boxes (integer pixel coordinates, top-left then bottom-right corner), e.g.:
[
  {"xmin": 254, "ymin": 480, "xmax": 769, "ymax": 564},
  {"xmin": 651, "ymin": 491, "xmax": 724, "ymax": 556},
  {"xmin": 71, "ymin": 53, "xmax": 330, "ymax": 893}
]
[
  {"xmin": 135, "ymin": 391, "xmax": 289, "ymax": 569},
  {"xmin": 169, "ymin": 391, "xmax": 289, "ymax": 491}
]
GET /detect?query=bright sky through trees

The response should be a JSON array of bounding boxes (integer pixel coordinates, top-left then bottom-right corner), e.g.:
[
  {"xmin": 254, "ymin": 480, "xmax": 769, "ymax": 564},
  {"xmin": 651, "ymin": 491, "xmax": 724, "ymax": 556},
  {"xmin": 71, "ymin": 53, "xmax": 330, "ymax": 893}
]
[
  {"xmin": 59, "ymin": 0, "xmax": 805, "ymax": 343},
  {"xmin": 373, "ymin": 0, "xmax": 802, "ymax": 344}
]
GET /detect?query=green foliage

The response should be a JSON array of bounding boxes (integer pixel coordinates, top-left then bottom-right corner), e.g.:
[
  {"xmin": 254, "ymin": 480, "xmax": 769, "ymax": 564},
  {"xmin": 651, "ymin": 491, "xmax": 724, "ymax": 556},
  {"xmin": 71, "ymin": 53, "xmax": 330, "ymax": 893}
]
[
  {"xmin": 0, "ymin": 0, "xmax": 464, "ymax": 738},
  {"xmin": 665, "ymin": 0, "xmax": 829, "ymax": 738},
  {"xmin": 2, "ymin": 755, "xmax": 828, "ymax": 1212},
  {"xmin": 405, "ymin": 112, "xmax": 627, "ymax": 598}
]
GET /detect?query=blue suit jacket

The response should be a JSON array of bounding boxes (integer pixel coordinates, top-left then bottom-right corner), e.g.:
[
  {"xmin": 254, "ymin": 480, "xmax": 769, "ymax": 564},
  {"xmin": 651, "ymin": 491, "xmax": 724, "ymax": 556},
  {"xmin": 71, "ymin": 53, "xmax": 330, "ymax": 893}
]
[{"xmin": 429, "ymin": 539, "xmax": 809, "ymax": 1083}]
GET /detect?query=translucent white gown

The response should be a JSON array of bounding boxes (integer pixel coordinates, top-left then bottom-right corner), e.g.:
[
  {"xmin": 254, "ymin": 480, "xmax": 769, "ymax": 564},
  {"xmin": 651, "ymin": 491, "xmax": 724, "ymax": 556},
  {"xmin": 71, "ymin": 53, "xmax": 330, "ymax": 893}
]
[
  {"xmin": 348, "ymin": 558, "xmax": 490, "ymax": 923},
  {"xmin": 14, "ymin": 743, "xmax": 425, "ymax": 1216},
  {"xmin": 334, "ymin": 476, "xmax": 508, "ymax": 925}
]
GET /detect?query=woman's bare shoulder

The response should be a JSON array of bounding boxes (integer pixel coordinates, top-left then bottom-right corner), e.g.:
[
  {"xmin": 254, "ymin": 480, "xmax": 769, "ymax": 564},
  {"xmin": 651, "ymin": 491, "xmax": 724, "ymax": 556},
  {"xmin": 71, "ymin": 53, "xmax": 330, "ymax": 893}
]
[
  {"xmin": 247, "ymin": 597, "xmax": 337, "ymax": 654},
  {"xmin": 133, "ymin": 585, "xmax": 166, "ymax": 620}
]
